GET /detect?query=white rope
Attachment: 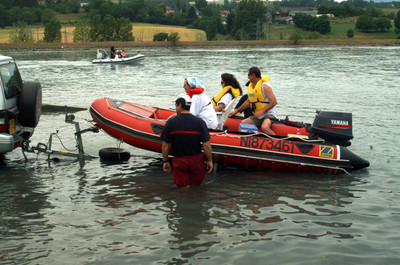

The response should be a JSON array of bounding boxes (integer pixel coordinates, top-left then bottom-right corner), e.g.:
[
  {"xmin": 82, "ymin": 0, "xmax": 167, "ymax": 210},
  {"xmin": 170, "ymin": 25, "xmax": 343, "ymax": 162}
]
[{"xmin": 210, "ymin": 130, "xmax": 324, "ymax": 143}]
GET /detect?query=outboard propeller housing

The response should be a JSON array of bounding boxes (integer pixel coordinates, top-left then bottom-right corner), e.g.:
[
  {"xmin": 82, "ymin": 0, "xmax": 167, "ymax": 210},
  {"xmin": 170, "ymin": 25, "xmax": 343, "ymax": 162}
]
[{"xmin": 311, "ymin": 110, "xmax": 353, "ymax": 146}]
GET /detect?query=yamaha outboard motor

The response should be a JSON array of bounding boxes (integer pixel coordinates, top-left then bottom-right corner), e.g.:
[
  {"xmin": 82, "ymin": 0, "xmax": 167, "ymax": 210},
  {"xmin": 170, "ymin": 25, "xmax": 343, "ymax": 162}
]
[{"xmin": 311, "ymin": 110, "xmax": 353, "ymax": 146}]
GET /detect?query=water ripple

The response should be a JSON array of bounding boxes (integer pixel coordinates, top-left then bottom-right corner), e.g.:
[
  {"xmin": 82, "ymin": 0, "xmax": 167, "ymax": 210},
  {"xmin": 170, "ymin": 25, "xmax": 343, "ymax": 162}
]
[{"xmin": 1, "ymin": 47, "xmax": 400, "ymax": 264}]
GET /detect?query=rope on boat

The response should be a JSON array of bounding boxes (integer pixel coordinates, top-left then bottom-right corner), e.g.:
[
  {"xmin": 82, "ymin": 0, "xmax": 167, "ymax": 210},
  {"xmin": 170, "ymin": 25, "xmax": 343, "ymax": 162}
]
[
  {"xmin": 118, "ymin": 139, "xmax": 124, "ymax": 148},
  {"xmin": 341, "ymin": 168, "xmax": 351, "ymax": 176},
  {"xmin": 211, "ymin": 130, "xmax": 325, "ymax": 143}
]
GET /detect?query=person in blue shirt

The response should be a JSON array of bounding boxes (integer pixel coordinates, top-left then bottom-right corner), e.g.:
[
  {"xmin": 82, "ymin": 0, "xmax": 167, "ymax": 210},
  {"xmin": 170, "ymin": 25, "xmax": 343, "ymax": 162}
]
[{"xmin": 161, "ymin": 94, "xmax": 213, "ymax": 188}]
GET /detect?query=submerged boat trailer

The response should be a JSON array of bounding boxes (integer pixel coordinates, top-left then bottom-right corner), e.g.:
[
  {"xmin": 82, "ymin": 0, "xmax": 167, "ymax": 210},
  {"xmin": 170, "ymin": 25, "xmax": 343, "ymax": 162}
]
[{"xmin": 21, "ymin": 112, "xmax": 99, "ymax": 161}]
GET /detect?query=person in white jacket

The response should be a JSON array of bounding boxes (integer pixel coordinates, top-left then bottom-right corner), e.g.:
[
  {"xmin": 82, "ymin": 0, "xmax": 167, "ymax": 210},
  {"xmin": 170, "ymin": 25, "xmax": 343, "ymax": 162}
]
[{"xmin": 182, "ymin": 77, "xmax": 218, "ymax": 130}]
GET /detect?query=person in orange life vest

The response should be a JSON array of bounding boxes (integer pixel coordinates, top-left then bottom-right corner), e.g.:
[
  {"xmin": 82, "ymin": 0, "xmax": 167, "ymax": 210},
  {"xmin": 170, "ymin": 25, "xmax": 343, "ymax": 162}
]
[
  {"xmin": 161, "ymin": 94, "xmax": 213, "ymax": 188},
  {"xmin": 212, "ymin": 73, "xmax": 243, "ymax": 112},
  {"xmin": 230, "ymin": 67, "xmax": 278, "ymax": 135},
  {"xmin": 120, "ymin": 49, "xmax": 127, "ymax": 58}
]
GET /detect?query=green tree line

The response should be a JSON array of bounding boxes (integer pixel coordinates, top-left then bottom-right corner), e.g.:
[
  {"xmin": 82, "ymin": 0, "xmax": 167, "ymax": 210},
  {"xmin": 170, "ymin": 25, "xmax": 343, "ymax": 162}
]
[
  {"xmin": 0, "ymin": 0, "xmax": 80, "ymax": 27},
  {"xmin": 73, "ymin": 14, "xmax": 134, "ymax": 42},
  {"xmin": 278, "ymin": 0, "xmax": 400, "ymax": 9},
  {"xmin": 292, "ymin": 13, "xmax": 331, "ymax": 34},
  {"xmin": 4, "ymin": 0, "xmax": 400, "ymax": 44}
]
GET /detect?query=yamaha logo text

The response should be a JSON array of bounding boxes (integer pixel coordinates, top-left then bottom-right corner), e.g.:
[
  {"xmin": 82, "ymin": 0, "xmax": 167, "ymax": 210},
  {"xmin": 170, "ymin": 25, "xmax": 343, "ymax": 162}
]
[{"xmin": 331, "ymin": 119, "xmax": 349, "ymax": 126}]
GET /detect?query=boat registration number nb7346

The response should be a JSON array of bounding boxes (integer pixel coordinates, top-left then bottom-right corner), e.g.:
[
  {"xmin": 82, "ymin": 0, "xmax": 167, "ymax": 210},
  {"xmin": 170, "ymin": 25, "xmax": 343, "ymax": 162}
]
[{"xmin": 240, "ymin": 136, "xmax": 295, "ymax": 153}]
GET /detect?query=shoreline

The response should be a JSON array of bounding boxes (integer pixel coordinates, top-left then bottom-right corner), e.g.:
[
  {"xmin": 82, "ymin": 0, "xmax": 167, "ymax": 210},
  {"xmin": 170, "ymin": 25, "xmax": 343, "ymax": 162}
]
[{"xmin": 1, "ymin": 39, "xmax": 400, "ymax": 51}]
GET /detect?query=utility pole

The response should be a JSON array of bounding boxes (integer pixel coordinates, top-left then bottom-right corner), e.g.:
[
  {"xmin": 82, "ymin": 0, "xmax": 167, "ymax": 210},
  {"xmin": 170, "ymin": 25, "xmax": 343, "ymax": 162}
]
[
  {"xmin": 64, "ymin": 25, "xmax": 67, "ymax": 43},
  {"xmin": 314, "ymin": 0, "xmax": 318, "ymax": 16},
  {"xmin": 266, "ymin": 10, "xmax": 272, "ymax": 40}
]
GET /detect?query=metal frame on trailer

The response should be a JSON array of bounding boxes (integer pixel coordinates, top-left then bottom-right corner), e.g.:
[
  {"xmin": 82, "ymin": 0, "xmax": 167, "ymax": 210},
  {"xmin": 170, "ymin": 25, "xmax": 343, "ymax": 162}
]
[{"xmin": 21, "ymin": 113, "xmax": 99, "ymax": 162}]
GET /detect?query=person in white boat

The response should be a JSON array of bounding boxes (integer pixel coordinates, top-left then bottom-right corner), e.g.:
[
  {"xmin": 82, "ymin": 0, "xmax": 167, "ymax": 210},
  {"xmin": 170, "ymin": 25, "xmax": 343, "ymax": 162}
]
[
  {"xmin": 96, "ymin": 49, "xmax": 102, "ymax": 59},
  {"xmin": 120, "ymin": 49, "xmax": 127, "ymax": 58},
  {"xmin": 110, "ymin": 46, "xmax": 116, "ymax": 58}
]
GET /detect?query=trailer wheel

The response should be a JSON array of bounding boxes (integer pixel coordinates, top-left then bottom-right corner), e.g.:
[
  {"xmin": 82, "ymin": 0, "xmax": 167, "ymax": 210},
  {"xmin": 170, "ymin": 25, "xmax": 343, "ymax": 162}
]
[
  {"xmin": 99, "ymin": 148, "xmax": 130, "ymax": 161},
  {"xmin": 18, "ymin": 81, "xmax": 42, "ymax": 128}
]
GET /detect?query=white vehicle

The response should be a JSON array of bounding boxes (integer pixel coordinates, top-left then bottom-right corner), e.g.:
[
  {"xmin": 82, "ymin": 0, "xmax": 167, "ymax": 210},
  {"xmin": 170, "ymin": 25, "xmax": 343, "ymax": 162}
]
[{"xmin": 0, "ymin": 55, "xmax": 42, "ymax": 156}]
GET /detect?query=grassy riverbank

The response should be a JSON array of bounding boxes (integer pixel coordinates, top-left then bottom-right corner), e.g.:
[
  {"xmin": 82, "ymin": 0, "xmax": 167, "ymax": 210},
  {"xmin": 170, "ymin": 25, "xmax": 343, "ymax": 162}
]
[
  {"xmin": 1, "ymin": 38, "xmax": 400, "ymax": 51},
  {"xmin": 1, "ymin": 17, "xmax": 400, "ymax": 51},
  {"xmin": 0, "ymin": 23, "xmax": 206, "ymax": 44}
]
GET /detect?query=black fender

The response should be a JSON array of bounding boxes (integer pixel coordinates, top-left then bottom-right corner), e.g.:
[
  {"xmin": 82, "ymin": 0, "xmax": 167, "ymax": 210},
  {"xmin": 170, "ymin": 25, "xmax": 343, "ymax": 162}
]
[{"xmin": 99, "ymin": 148, "xmax": 130, "ymax": 161}]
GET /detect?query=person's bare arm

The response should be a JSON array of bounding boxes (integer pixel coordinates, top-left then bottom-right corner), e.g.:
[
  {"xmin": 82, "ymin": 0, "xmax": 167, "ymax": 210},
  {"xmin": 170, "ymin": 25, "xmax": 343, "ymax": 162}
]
[
  {"xmin": 162, "ymin": 141, "xmax": 171, "ymax": 173},
  {"xmin": 214, "ymin": 103, "xmax": 226, "ymax": 112},
  {"xmin": 230, "ymin": 99, "xmax": 250, "ymax": 116},
  {"xmin": 254, "ymin": 84, "xmax": 277, "ymax": 119},
  {"xmin": 202, "ymin": 141, "xmax": 213, "ymax": 173}
]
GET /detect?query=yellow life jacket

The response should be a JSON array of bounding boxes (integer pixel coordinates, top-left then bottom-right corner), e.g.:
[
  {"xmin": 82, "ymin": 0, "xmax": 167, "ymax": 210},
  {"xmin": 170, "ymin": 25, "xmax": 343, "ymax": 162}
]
[
  {"xmin": 211, "ymin": 85, "xmax": 241, "ymax": 106},
  {"xmin": 247, "ymin": 76, "xmax": 271, "ymax": 113}
]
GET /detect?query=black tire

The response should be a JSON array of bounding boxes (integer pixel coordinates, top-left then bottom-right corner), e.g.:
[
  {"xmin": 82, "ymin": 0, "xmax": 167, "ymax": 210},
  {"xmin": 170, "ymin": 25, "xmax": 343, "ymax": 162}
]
[
  {"xmin": 18, "ymin": 81, "xmax": 42, "ymax": 128},
  {"xmin": 99, "ymin": 148, "xmax": 130, "ymax": 161}
]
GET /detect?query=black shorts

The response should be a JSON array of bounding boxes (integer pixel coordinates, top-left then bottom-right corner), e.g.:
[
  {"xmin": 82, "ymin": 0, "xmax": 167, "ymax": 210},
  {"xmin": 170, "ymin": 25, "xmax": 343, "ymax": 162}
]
[{"xmin": 249, "ymin": 114, "xmax": 276, "ymax": 127}]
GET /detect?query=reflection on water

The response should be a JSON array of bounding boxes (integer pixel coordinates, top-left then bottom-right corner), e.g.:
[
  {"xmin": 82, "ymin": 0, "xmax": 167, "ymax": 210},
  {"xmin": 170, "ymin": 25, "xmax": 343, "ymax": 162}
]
[
  {"xmin": 1, "ymin": 47, "xmax": 400, "ymax": 264},
  {"xmin": 1, "ymin": 147, "xmax": 397, "ymax": 264},
  {"xmin": 0, "ymin": 164, "xmax": 53, "ymax": 263},
  {"xmin": 75, "ymin": 163, "xmax": 357, "ymax": 264}
]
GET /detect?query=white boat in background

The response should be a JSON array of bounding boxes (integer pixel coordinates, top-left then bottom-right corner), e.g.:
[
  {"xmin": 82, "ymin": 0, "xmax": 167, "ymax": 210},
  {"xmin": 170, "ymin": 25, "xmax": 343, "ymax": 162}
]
[{"xmin": 92, "ymin": 53, "xmax": 145, "ymax": 64}]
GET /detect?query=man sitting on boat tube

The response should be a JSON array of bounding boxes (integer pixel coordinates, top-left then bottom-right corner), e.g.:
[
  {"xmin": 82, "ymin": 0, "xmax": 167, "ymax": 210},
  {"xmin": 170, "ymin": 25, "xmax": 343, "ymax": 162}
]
[
  {"xmin": 161, "ymin": 94, "xmax": 213, "ymax": 188},
  {"xmin": 171, "ymin": 77, "xmax": 218, "ymax": 130},
  {"xmin": 230, "ymin": 67, "xmax": 278, "ymax": 135}
]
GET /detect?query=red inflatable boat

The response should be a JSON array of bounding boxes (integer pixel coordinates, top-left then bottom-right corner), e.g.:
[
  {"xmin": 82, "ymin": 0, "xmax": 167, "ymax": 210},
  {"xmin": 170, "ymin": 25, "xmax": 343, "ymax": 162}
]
[{"xmin": 90, "ymin": 98, "xmax": 369, "ymax": 173}]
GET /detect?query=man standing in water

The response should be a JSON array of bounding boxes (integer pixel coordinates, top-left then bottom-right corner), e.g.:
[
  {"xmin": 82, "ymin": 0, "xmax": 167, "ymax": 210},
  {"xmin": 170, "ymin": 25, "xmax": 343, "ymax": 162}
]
[
  {"xmin": 230, "ymin": 67, "xmax": 278, "ymax": 135},
  {"xmin": 161, "ymin": 94, "xmax": 213, "ymax": 188}
]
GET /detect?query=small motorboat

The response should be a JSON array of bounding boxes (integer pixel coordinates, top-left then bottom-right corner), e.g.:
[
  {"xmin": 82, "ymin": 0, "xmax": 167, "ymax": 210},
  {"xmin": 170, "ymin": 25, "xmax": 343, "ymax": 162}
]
[
  {"xmin": 92, "ymin": 53, "xmax": 145, "ymax": 64},
  {"xmin": 89, "ymin": 98, "xmax": 370, "ymax": 173}
]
